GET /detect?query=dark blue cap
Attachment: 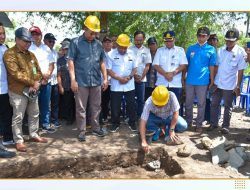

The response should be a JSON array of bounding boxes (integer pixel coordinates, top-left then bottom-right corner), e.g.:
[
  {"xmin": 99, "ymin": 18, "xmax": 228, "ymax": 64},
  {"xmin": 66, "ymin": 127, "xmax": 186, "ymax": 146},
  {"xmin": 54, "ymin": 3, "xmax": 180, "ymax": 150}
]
[
  {"xmin": 15, "ymin": 27, "xmax": 32, "ymax": 42},
  {"xmin": 44, "ymin": 33, "xmax": 56, "ymax": 40},
  {"xmin": 147, "ymin": 37, "xmax": 157, "ymax": 45},
  {"xmin": 163, "ymin": 31, "xmax": 175, "ymax": 40}
]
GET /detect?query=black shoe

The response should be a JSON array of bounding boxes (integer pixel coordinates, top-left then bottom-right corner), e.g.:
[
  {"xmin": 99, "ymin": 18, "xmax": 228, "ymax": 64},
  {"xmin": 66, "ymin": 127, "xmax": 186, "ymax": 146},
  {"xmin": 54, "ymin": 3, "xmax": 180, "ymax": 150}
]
[
  {"xmin": 0, "ymin": 147, "xmax": 16, "ymax": 158},
  {"xmin": 78, "ymin": 131, "xmax": 86, "ymax": 142},
  {"xmin": 92, "ymin": 129, "xmax": 105, "ymax": 137},
  {"xmin": 42, "ymin": 127, "xmax": 56, "ymax": 134},
  {"xmin": 206, "ymin": 125, "xmax": 218, "ymax": 131},
  {"xmin": 220, "ymin": 128, "xmax": 230, "ymax": 134},
  {"xmin": 110, "ymin": 125, "xmax": 119, "ymax": 133},
  {"xmin": 129, "ymin": 124, "xmax": 137, "ymax": 132}
]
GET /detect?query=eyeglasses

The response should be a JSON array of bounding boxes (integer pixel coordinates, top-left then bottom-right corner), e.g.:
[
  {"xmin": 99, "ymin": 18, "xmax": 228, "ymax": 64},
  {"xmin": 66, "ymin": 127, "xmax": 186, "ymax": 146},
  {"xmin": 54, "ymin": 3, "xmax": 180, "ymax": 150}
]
[{"xmin": 48, "ymin": 40, "xmax": 55, "ymax": 44}]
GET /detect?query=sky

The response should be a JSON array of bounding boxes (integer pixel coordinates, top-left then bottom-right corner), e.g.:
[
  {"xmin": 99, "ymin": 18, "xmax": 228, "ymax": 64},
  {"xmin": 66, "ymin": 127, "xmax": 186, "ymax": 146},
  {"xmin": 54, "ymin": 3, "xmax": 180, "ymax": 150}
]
[{"xmin": 7, "ymin": 12, "xmax": 80, "ymax": 48}]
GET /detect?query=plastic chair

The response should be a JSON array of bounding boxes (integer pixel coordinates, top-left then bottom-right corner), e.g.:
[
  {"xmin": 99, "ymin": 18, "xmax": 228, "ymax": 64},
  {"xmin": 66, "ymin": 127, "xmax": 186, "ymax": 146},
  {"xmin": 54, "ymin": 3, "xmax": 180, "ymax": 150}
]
[{"xmin": 239, "ymin": 75, "xmax": 250, "ymax": 109}]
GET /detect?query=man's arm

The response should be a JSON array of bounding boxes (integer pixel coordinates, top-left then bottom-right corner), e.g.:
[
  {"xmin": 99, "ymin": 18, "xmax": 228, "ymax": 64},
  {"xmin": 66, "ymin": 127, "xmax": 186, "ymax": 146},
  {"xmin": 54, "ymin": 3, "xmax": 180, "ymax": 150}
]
[
  {"xmin": 139, "ymin": 119, "xmax": 150, "ymax": 153},
  {"xmin": 100, "ymin": 60, "xmax": 108, "ymax": 91},
  {"xmin": 234, "ymin": 69, "xmax": 244, "ymax": 97},
  {"xmin": 68, "ymin": 59, "xmax": 78, "ymax": 93},
  {"xmin": 209, "ymin": 65, "xmax": 215, "ymax": 89}
]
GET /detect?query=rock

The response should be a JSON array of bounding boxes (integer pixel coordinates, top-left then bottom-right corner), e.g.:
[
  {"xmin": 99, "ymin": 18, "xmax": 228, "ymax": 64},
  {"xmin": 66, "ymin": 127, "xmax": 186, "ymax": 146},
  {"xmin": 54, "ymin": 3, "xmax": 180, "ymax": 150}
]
[
  {"xmin": 146, "ymin": 160, "xmax": 161, "ymax": 171},
  {"xmin": 228, "ymin": 148, "xmax": 245, "ymax": 170},
  {"xmin": 211, "ymin": 136, "xmax": 226, "ymax": 148},
  {"xmin": 177, "ymin": 145, "xmax": 192, "ymax": 157},
  {"xmin": 235, "ymin": 147, "xmax": 247, "ymax": 161},
  {"xmin": 201, "ymin": 136, "xmax": 226, "ymax": 150},
  {"xmin": 211, "ymin": 144, "xmax": 229, "ymax": 164},
  {"xmin": 201, "ymin": 137, "xmax": 213, "ymax": 150}
]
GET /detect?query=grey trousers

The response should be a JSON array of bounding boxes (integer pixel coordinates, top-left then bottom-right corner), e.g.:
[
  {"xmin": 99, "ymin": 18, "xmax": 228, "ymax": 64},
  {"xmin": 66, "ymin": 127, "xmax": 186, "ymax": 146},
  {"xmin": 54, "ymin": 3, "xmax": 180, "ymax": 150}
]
[
  {"xmin": 8, "ymin": 91, "xmax": 39, "ymax": 144},
  {"xmin": 75, "ymin": 86, "xmax": 101, "ymax": 133},
  {"xmin": 185, "ymin": 84, "xmax": 208, "ymax": 127},
  {"xmin": 210, "ymin": 88, "xmax": 234, "ymax": 128}
]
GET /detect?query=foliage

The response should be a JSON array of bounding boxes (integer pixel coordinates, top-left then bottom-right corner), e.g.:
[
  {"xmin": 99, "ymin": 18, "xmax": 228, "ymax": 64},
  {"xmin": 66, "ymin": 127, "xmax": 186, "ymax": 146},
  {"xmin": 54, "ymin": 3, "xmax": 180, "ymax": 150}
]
[{"xmin": 24, "ymin": 11, "xmax": 250, "ymax": 50}]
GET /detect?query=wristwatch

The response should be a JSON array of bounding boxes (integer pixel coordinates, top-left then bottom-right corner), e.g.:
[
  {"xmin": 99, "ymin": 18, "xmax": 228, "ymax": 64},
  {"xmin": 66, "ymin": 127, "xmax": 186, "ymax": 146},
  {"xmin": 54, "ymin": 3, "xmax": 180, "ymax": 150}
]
[
  {"xmin": 169, "ymin": 128, "xmax": 175, "ymax": 132},
  {"xmin": 129, "ymin": 75, "xmax": 133, "ymax": 80}
]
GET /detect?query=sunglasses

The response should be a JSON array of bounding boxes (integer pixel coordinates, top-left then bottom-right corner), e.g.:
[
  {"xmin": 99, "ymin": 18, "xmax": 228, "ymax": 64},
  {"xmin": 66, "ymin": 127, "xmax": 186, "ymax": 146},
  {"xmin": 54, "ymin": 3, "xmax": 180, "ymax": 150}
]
[{"xmin": 48, "ymin": 40, "xmax": 55, "ymax": 44}]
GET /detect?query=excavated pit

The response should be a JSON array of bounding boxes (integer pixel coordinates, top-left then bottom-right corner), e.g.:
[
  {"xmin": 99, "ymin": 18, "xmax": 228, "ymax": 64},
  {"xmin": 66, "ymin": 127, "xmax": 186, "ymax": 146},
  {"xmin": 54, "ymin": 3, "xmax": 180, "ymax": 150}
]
[
  {"xmin": 0, "ymin": 146, "xmax": 177, "ymax": 179},
  {"xmin": 38, "ymin": 147, "xmax": 184, "ymax": 178}
]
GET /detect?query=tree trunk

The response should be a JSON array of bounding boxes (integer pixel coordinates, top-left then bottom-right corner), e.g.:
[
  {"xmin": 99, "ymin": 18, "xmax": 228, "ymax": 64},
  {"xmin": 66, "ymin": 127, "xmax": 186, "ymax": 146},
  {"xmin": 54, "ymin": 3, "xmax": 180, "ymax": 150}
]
[{"xmin": 246, "ymin": 12, "xmax": 250, "ymax": 37}]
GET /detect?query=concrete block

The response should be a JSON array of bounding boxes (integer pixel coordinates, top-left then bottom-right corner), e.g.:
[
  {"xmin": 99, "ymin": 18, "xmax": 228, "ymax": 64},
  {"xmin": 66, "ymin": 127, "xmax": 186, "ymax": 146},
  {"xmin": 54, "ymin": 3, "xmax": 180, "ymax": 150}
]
[
  {"xmin": 235, "ymin": 147, "xmax": 247, "ymax": 161},
  {"xmin": 228, "ymin": 148, "xmax": 245, "ymax": 170},
  {"xmin": 211, "ymin": 144, "xmax": 229, "ymax": 165}
]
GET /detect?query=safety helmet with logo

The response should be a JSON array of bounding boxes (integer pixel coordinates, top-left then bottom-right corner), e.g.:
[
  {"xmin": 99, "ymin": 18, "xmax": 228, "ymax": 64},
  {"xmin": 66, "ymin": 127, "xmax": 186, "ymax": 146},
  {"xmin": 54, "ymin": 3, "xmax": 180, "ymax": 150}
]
[
  {"xmin": 116, "ymin": 34, "xmax": 130, "ymax": 47},
  {"xmin": 151, "ymin": 85, "xmax": 170, "ymax": 106},
  {"xmin": 84, "ymin": 15, "xmax": 101, "ymax": 32}
]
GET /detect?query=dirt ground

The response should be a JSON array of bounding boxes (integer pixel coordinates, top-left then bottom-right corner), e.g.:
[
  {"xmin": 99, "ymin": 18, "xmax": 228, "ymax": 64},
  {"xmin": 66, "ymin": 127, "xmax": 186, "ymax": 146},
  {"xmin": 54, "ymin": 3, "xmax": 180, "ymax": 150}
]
[{"xmin": 0, "ymin": 106, "xmax": 250, "ymax": 179}]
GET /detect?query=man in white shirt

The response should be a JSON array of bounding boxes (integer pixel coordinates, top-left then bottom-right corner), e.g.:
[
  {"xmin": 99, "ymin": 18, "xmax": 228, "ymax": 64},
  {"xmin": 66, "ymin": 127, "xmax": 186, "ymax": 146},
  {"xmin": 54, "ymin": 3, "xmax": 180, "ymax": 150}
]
[
  {"xmin": 210, "ymin": 29, "xmax": 248, "ymax": 134},
  {"xmin": 29, "ymin": 26, "xmax": 55, "ymax": 133},
  {"xmin": 129, "ymin": 31, "xmax": 152, "ymax": 118},
  {"xmin": 43, "ymin": 33, "xmax": 61, "ymax": 128},
  {"xmin": 0, "ymin": 22, "xmax": 16, "ymax": 158},
  {"xmin": 153, "ymin": 31, "xmax": 187, "ymax": 108},
  {"xmin": 107, "ymin": 34, "xmax": 137, "ymax": 133}
]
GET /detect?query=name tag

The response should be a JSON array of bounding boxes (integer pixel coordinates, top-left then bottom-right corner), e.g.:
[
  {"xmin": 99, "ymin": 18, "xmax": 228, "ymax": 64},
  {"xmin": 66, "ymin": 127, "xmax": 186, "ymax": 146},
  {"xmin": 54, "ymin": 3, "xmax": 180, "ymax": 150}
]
[{"xmin": 33, "ymin": 67, "xmax": 37, "ymax": 75}]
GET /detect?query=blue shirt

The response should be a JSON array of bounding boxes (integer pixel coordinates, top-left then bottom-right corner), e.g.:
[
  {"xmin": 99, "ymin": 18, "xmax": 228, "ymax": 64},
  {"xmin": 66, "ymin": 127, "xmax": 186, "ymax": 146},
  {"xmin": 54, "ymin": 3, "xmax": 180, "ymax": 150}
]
[
  {"xmin": 186, "ymin": 42, "xmax": 216, "ymax": 85},
  {"xmin": 67, "ymin": 35, "xmax": 105, "ymax": 87}
]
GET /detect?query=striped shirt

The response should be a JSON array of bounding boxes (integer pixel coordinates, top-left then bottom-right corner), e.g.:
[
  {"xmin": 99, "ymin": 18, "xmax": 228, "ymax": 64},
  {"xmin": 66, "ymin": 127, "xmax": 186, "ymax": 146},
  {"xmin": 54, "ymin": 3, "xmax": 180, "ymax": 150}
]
[{"xmin": 141, "ymin": 91, "xmax": 180, "ymax": 121}]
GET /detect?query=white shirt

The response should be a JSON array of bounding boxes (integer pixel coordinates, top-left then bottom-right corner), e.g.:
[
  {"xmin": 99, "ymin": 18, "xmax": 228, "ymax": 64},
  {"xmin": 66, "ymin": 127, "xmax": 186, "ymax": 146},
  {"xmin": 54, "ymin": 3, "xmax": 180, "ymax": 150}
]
[
  {"xmin": 215, "ymin": 45, "xmax": 248, "ymax": 90},
  {"xmin": 50, "ymin": 49, "xmax": 58, "ymax": 85},
  {"xmin": 0, "ymin": 44, "xmax": 8, "ymax": 94},
  {"xmin": 128, "ymin": 45, "xmax": 152, "ymax": 82},
  {"xmin": 29, "ymin": 43, "xmax": 54, "ymax": 82},
  {"xmin": 153, "ymin": 45, "xmax": 188, "ymax": 88},
  {"xmin": 107, "ymin": 48, "xmax": 137, "ymax": 92}
]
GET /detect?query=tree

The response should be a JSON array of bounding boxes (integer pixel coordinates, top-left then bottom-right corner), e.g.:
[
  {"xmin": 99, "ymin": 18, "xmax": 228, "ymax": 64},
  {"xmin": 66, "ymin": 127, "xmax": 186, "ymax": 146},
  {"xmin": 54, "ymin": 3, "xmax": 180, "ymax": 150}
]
[{"xmin": 25, "ymin": 11, "xmax": 249, "ymax": 49}]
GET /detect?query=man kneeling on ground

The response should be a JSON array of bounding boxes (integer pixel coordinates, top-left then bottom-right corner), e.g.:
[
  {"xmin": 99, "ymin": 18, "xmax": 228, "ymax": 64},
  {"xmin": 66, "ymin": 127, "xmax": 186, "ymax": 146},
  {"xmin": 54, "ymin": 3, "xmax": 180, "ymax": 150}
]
[{"xmin": 139, "ymin": 85, "xmax": 187, "ymax": 153}]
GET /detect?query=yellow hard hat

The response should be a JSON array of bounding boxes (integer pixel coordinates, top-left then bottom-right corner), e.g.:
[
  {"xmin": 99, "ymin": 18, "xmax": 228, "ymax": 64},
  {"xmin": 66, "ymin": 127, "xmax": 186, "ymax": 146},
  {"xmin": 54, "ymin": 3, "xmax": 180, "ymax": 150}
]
[
  {"xmin": 84, "ymin": 15, "xmax": 101, "ymax": 32},
  {"xmin": 152, "ymin": 85, "xmax": 169, "ymax": 106},
  {"xmin": 116, "ymin": 34, "xmax": 130, "ymax": 47}
]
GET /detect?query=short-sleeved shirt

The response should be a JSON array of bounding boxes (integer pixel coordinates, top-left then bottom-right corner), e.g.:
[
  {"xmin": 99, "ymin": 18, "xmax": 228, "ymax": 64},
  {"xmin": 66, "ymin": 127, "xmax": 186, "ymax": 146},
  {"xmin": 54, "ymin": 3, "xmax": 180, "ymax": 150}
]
[
  {"xmin": 29, "ymin": 43, "xmax": 55, "ymax": 82},
  {"xmin": 67, "ymin": 35, "xmax": 105, "ymax": 87},
  {"xmin": 153, "ymin": 46, "xmax": 188, "ymax": 88},
  {"xmin": 107, "ymin": 48, "xmax": 137, "ymax": 92},
  {"xmin": 128, "ymin": 45, "xmax": 152, "ymax": 82},
  {"xmin": 57, "ymin": 55, "xmax": 71, "ymax": 91},
  {"xmin": 50, "ymin": 49, "xmax": 58, "ymax": 85},
  {"xmin": 186, "ymin": 42, "xmax": 216, "ymax": 85},
  {"xmin": 215, "ymin": 45, "xmax": 248, "ymax": 90},
  {"xmin": 141, "ymin": 91, "xmax": 180, "ymax": 121},
  {"xmin": 0, "ymin": 44, "xmax": 8, "ymax": 94},
  {"xmin": 4, "ymin": 45, "xmax": 42, "ymax": 95}
]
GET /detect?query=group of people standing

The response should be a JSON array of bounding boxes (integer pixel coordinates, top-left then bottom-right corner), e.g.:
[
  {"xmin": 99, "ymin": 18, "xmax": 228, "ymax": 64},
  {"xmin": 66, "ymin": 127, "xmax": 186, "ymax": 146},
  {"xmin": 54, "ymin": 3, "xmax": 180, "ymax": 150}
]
[{"xmin": 0, "ymin": 15, "xmax": 250, "ymax": 157}]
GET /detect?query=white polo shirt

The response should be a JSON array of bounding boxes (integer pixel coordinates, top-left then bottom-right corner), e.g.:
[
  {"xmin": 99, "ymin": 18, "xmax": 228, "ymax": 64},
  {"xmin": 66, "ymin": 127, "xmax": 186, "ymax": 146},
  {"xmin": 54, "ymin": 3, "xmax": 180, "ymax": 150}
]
[
  {"xmin": 107, "ymin": 48, "xmax": 137, "ymax": 92},
  {"xmin": 29, "ymin": 43, "xmax": 54, "ymax": 82},
  {"xmin": 153, "ymin": 45, "xmax": 188, "ymax": 88},
  {"xmin": 0, "ymin": 44, "xmax": 8, "ymax": 94},
  {"xmin": 50, "ymin": 49, "xmax": 58, "ymax": 85},
  {"xmin": 215, "ymin": 45, "xmax": 248, "ymax": 90},
  {"xmin": 128, "ymin": 45, "xmax": 152, "ymax": 82}
]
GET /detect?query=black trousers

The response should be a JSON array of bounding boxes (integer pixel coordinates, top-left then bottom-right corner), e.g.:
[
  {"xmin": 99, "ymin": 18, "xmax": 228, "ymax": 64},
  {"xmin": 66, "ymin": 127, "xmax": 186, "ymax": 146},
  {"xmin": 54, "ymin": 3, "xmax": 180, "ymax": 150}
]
[
  {"xmin": 145, "ymin": 87, "xmax": 155, "ymax": 102},
  {"xmin": 111, "ymin": 90, "xmax": 136, "ymax": 126},
  {"xmin": 0, "ymin": 94, "xmax": 13, "ymax": 141},
  {"xmin": 101, "ymin": 85, "xmax": 110, "ymax": 120},
  {"xmin": 59, "ymin": 90, "xmax": 75, "ymax": 122}
]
